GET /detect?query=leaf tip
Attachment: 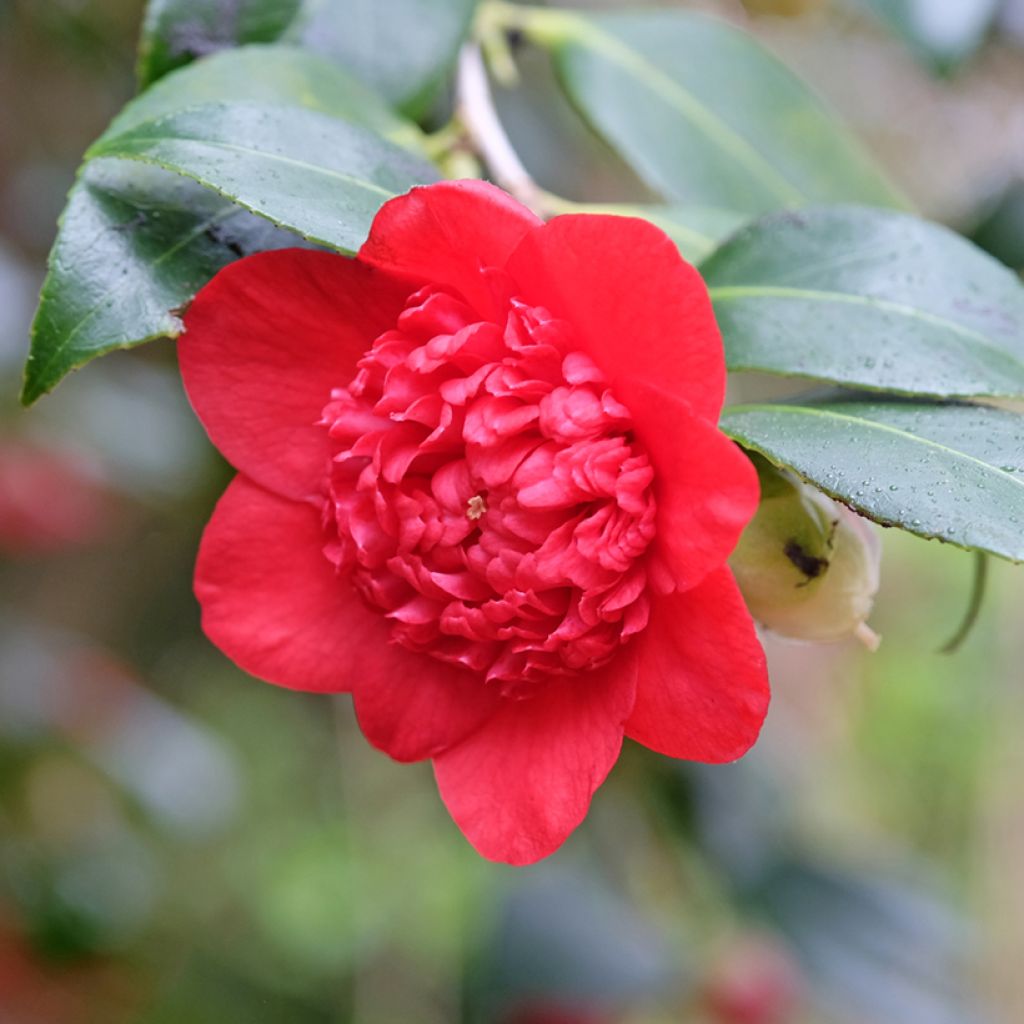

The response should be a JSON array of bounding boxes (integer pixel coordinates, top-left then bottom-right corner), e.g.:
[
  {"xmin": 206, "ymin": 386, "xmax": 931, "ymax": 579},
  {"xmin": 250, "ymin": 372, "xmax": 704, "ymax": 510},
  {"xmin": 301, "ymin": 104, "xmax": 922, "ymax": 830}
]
[{"xmin": 19, "ymin": 373, "xmax": 45, "ymax": 408}]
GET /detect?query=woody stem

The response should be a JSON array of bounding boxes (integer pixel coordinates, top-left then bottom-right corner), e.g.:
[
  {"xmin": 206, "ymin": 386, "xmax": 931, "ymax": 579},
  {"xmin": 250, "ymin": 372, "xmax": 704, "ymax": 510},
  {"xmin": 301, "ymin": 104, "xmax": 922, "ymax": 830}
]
[{"xmin": 455, "ymin": 42, "xmax": 554, "ymax": 218}]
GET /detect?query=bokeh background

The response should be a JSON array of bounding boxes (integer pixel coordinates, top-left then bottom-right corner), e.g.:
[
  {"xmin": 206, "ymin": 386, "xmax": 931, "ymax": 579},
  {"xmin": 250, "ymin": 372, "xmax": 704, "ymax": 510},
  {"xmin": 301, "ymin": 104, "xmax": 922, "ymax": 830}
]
[{"xmin": 2, "ymin": 1, "xmax": 1024, "ymax": 1022}]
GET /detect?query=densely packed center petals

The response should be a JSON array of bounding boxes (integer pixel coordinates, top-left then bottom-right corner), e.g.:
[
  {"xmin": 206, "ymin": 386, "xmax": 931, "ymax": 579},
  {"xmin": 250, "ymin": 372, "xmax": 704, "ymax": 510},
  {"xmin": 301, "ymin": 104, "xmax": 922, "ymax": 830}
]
[
  {"xmin": 180, "ymin": 180, "xmax": 770, "ymax": 865},
  {"xmin": 319, "ymin": 282, "xmax": 657, "ymax": 693}
]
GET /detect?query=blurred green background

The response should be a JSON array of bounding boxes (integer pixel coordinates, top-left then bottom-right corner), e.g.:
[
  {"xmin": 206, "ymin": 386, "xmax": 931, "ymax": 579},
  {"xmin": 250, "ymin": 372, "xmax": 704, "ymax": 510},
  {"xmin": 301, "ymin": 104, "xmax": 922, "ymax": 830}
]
[{"xmin": 2, "ymin": 1, "xmax": 1024, "ymax": 1022}]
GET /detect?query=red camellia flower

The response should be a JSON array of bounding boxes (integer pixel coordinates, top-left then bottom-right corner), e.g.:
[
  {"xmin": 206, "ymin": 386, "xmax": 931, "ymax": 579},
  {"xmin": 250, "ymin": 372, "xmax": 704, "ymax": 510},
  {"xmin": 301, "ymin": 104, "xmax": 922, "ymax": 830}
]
[{"xmin": 179, "ymin": 181, "xmax": 769, "ymax": 864}]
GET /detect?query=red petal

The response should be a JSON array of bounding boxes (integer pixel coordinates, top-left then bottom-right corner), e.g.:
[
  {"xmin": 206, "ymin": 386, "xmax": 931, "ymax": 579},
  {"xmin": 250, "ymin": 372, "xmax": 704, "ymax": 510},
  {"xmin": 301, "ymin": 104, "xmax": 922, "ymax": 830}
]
[
  {"xmin": 197, "ymin": 477, "xmax": 500, "ymax": 753},
  {"xmin": 433, "ymin": 654, "xmax": 638, "ymax": 865},
  {"xmin": 625, "ymin": 569, "xmax": 769, "ymax": 763},
  {"xmin": 505, "ymin": 214, "xmax": 726, "ymax": 422},
  {"xmin": 351, "ymin": 659, "xmax": 500, "ymax": 765},
  {"xmin": 195, "ymin": 474, "xmax": 369, "ymax": 691},
  {"xmin": 359, "ymin": 180, "xmax": 541, "ymax": 319},
  {"xmin": 633, "ymin": 382, "xmax": 759, "ymax": 592},
  {"xmin": 180, "ymin": 249, "xmax": 410, "ymax": 500}
]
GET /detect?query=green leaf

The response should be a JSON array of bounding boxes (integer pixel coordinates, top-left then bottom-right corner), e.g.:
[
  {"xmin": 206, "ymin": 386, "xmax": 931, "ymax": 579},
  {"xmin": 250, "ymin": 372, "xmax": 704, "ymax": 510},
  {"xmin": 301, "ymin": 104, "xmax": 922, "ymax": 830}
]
[
  {"xmin": 552, "ymin": 202, "xmax": 746, "ymax": 264},
  {"xmin": 24, "ymin": 46, "xmax": 434, "ymax": 404},
  {"xmin": 116, "ymin": 44, "xmax": 418, "ymax": 147},
  {"xmin": 90, "ymin": 102, "xmax": 439, "ymax": 253},
  {"xmin": 720, "ymin": 396, "xmax": 1024, "ymax": 562},
  {"xmin": 137, "ymin": 0, "xmax": 478, "ymax": 118},
  {"xmin": 703, "ymin": 206, "xmax": 1024, "ymax": 398},
  {"xmin": 289, "ymin": 0, "xmax": 479, "ymax": 118},
  {"xmin": 859, "ymin": 0, "xmax": 1000, "ymax": 74},
  {"xmin": 22, "ymin": 164, "xmax": 300, "ymax": 406},
  {"xmin": 137, "ymin": 0, "xmax": 304, "ymax": 87},
  {"xmin": 524, "ymin": 8, "xmax": 905, "ymax": 215}
]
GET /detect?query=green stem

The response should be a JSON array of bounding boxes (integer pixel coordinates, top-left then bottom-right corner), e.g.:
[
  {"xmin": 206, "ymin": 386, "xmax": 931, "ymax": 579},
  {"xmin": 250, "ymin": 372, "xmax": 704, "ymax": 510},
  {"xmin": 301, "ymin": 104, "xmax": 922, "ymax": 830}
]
[
  {"xmin": 939, "ymin": 551, "xmax": 989, "ymax": 654},
  {"xmin": 461, "ymin": 3, "xmax": 593, "ymax": 215},
  {"xmin": 476, "ymin": 0, "xmax": 579, "ymax": 48}
]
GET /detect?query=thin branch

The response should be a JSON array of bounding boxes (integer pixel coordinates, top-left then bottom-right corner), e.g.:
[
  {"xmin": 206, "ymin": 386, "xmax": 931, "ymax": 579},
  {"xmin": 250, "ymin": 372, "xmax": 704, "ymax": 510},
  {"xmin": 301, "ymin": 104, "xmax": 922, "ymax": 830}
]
[{"xmin": 455, "ymin": 42, "xmax": 549, "ymax": 217}]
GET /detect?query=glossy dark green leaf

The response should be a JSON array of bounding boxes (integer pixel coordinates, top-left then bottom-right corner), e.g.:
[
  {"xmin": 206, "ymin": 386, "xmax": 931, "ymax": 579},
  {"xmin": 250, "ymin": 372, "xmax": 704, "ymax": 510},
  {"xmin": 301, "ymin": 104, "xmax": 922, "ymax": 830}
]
[
  {"xmin": 860, "ymin": 0, "xmax": 1000, "ymax": 73},
  {"xmin": 137, "ymin": 0, "xmax": 303, "ymax": 87},
  {"xmin": 24, "ymin": 46, "xmax": 432, "ymax": 404},
  {"xmin": 529, "ymin": 8, "xmax": 904, "ymax": 214},
  {"xmin": 22, "ymin": 164, "xmax": 304, "ymax": 406},
  {"xmin": 289, "ymin": 0, "xmax": 479, "ymax": 117},
  {"xmin": 90, "ymin": 102, "xmax": 439, "ymax": 252},
  {"xmin": 115, "ymin": 44, "xmax": 416, "ymax": 145},
  {"xmin": 720, "ymin": 396, "xmax": 1024, "ymax": 561},
  {"xmin": 703, "ymin": 206, "xmax": 1024, "ymax": 398},
  {"xmin": 555, "ymin": 202, "xmax": 745, "ymax": 264}
]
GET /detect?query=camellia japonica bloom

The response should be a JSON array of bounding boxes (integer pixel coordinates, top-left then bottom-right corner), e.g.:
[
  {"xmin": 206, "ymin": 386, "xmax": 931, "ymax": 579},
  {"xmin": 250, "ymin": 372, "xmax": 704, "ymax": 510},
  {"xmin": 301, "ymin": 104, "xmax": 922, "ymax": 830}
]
[{"xmin": 180, "ymin": 181, "xmax": 770, "ymax": 865}]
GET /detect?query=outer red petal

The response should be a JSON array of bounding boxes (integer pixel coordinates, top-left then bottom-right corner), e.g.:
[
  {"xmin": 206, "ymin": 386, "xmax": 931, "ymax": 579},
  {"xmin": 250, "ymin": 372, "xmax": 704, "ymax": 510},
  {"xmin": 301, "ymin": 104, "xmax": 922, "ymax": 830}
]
[
  {"xmin": 351, "ymin": 657, "xmax": 500, "ymax": 765},
  {"xmin": 432, "ymin": 652, "xmax": 638, "ymax": 865},
  {"xmin": 505, "ymin": 214, "xmax": 726, "ymax": 423},
  {"xmin": 195, "ymin": 474, "xmax": 368, "ymax": 691},
  {"xmin": 632, "ymin": 382, "xmax": 760, "ymax": 593},
  {"xmin": 197, "ymin": 475, "xmax": 500, "ymax": 754},
  {"xmin": 180, "ymin": 249, "xmax": 411, "ymax": 501},
  {"xmin": 358, "ymin": 180, "xmax": 542, "ymax": 318},
  {"xmin": 625, "ymin": 568, "xmax": 769, "ymax": 763}
]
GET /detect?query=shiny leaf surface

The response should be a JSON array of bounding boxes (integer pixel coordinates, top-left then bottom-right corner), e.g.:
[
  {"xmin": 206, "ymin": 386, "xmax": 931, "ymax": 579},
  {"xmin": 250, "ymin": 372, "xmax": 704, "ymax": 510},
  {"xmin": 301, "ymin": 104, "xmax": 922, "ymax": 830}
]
[
  {"xmin": 703, "ymin": 206, "xmax": 1024, "ymax": 398},
  {"xmin": 137, "ymin": 0, "xmax": 303, "ymax": 86},
  {"xmin": 289, "ymin": 0, "xmax": 479, "ymax": 117},
  {"xmin": 22, "ymin": 164, "xmax": 303, "ymax": 406},
  {"xmin": 90, "ymin": 102, "xmax": 439, "ymax": 252},
  {"xmin": 24, "ymin": 46, "xmax": 431, "ymax": 404},
  {"xmin": 534, "ymin": 8, "xmax": 905, "ymax": 214}
]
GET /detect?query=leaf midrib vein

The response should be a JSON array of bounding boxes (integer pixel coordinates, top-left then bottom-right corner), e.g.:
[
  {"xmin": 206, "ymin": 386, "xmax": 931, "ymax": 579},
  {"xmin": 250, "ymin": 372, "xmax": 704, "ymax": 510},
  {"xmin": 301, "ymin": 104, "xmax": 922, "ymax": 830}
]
[
  {"xmin": 568, "ymin": 20, "xmax": 805, "ymax": 205},
  {"xmin": 723, "ymin": 402, "xmax": 1024, "ymax": 493},
  {"xmin": 709, "ymin": 284, "xmax": 1024, "ymax": 368},
  {"xmin": 99, "ymin": 134, "xmax": 395, "ymax": 199}
]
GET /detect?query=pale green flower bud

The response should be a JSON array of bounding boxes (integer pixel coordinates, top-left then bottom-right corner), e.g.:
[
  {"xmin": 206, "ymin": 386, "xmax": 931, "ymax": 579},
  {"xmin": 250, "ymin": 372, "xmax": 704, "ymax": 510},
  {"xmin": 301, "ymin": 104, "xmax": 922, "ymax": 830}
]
[{"xmin": 731, "ymin": 457, "xmax": 881, "ymax": 648}]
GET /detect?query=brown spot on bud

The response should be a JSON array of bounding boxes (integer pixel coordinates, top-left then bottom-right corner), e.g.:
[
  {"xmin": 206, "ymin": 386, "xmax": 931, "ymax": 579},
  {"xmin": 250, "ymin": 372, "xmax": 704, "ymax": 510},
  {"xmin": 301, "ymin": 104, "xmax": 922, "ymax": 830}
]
[{"xmin": 783, "ymin": 538, "xmax": 830, "ymax": 582}]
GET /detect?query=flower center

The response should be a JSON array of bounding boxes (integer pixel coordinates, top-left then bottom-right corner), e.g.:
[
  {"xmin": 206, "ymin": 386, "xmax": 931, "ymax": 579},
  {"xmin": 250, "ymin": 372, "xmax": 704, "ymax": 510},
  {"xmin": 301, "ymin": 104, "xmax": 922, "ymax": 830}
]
[{"xmin": 319, "ymin": 283, "xmax": 656, "ymax": 693}]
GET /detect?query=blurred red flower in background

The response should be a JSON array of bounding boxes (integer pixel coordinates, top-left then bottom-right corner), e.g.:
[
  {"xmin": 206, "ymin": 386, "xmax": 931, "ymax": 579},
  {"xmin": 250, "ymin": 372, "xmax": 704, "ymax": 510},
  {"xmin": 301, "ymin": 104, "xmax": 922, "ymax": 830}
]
[
  {"xmin": 703, "ymin": 935, "xmax": 804, "ymax": 1024},
  {"xmin": 179, "ymin": 181, "xmax": 769, "ymax": 864},
  {"xmin": 0, "ymin": 441, "xmax": 110, "ymax": 555}
]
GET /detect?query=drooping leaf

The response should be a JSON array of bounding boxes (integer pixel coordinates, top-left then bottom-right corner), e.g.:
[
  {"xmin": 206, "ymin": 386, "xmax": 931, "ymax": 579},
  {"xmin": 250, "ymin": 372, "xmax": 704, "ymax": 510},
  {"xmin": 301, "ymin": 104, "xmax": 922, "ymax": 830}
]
[
  {"xmin": 556, "ymin": 202, "xmax": 746, "ymax": 264},
  {"xmin": 137, "ymin": 0, "xmax": 303, "ymax": 87},
  {"xmin": 702, "ymin": 206, "xmax": 1024, "ymax": 398},
  {"xmin": 289, "ymin": 0, "xmax": 479, "ymax": 118},
  {"xmin": 527, "ymin": 8, "xmax": 905, "ymax": 215},
  {"xmin": 720, "ymin": 395, "xmax": 1024, "ymax": 562},
  {"xmin": 859, "ymin": 0, "xmax": 1000, "ymax": 74},
  {"xmin": 89, "ymin": 102, "xmax": 439, "ymax": 252},
  {"xmin": 23, "ymin": 46, "xmax": 434, "ymax": 404}
]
